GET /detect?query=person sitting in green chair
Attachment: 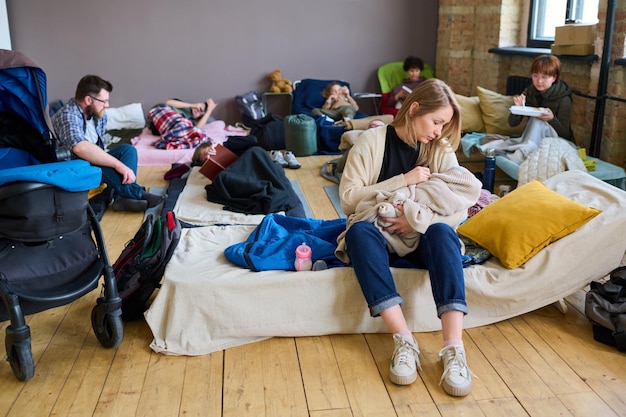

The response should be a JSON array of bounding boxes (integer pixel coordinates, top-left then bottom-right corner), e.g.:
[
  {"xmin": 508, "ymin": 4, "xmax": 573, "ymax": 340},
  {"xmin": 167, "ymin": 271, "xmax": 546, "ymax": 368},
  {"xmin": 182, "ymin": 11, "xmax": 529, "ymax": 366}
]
[{"xmin": 386, "ymin": 56, "xmax": 428, "ymax": 112}]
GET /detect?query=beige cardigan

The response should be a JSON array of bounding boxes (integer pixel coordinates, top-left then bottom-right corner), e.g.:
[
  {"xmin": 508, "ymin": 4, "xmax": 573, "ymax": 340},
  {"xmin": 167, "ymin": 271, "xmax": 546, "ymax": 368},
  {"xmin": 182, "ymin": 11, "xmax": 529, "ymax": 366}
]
[{"xmin": 335, "ymin": 126, "xmax": 482, "ymax": 263}]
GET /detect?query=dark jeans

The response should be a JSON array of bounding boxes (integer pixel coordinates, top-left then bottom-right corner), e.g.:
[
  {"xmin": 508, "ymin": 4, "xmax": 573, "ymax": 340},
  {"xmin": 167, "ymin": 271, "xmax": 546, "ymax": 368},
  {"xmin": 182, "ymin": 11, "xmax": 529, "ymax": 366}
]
[
  {"xmin": 345, "ymin": 221, "xmax": 468, "ymax": 318},
  {"xmin": 100, "ymin": 144, "xmax": 144, "ymax": 200}
]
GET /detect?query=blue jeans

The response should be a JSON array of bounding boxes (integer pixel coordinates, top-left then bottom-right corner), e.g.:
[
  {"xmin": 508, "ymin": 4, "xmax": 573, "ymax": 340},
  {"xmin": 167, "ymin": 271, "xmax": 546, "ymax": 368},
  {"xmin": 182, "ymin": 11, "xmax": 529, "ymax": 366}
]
[
  {"xmin": 345, "ymin": 221, "xmax": 467, "ymax": 318},
  {"xmin": 100, "ymin": 144, "xmax": 144, "ymax": 200}
]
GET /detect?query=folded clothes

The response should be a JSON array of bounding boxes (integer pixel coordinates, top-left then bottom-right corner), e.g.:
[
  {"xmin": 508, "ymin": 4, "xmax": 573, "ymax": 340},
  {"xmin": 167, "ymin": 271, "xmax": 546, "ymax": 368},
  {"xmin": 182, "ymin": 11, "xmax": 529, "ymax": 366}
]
[{"xmin": 577, "ymin": 148, "xmax": 596, "ymax": 172}]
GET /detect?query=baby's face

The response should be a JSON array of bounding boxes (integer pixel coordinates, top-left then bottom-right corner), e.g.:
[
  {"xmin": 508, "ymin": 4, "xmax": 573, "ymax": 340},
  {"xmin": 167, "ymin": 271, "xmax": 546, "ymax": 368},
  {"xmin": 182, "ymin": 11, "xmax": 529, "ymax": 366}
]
[{"xmin": 368, "ymin": 120, "xmax": 385, "ymax": 129}]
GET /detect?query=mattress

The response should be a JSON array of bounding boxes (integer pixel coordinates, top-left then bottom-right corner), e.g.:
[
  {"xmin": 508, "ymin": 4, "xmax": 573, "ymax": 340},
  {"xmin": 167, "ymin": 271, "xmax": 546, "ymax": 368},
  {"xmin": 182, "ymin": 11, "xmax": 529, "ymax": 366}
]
[
  {"xmin": 132, "ymin": 122, "xmax": 249, "ymax": 166},
  {"xmin": 145, "ymin": 170, "xmax": 626, "ymax": 356}
]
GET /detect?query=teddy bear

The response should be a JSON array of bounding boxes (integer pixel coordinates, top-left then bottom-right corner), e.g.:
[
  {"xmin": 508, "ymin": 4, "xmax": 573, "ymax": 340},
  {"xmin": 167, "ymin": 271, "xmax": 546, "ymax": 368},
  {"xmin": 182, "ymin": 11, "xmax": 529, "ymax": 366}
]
[{"xmin": 268, "ymin": 69, "xmax": 293, "ymax": 93}]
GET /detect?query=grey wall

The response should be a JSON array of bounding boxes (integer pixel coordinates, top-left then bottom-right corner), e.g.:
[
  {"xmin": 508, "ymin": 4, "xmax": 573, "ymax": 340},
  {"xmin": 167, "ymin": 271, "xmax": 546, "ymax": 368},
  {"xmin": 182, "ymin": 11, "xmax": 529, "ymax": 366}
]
[{"xmin": 6, "ymin": 0, "xmax": 438, "ymax": 124}]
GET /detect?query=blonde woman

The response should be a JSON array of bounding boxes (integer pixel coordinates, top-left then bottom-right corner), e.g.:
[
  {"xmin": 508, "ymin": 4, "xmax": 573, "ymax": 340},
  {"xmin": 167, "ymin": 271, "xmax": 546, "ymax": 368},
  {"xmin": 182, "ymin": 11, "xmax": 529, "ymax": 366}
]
[{"xmin": 336, "ymin": 78, "xmax": 481, "ymax": 396}]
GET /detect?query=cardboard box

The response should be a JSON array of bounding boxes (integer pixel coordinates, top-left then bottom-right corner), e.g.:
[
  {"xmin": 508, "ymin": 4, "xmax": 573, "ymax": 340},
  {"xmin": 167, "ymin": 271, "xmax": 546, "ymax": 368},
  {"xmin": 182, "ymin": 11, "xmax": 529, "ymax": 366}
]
[
  {"xmin": 199, "ymin": 144, "xmax": 238, "ymax": 180},
  {"xmin": 551, "ymin": 44, "xmax": 595, "ymax": 56},
  {"xmin": 554, "ymin": 24, "xmax": 595, "ymax": 46}
]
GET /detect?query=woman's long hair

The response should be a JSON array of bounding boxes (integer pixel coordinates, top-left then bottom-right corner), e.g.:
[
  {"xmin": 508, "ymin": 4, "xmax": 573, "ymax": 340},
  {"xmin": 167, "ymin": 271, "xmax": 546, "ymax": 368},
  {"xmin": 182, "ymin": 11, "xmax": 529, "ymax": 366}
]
[{"xmin": 390, "ymin": 78, "xmax": 461, "ymax": 167}]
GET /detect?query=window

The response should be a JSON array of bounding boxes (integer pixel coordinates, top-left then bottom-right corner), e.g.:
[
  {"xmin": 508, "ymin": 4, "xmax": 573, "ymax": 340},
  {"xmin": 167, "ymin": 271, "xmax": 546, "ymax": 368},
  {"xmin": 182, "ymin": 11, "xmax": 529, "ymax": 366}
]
[{"xmin": 527, "ymin": 0, "xmax": 599, "ymax": 48}]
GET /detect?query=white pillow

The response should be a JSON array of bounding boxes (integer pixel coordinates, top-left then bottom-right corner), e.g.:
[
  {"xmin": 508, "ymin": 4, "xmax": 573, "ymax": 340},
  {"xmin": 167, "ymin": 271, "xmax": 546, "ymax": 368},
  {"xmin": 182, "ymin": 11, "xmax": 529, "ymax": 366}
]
[{"xmin": 105, "ymin": 103, "xmax": 146, "ymax": 130}]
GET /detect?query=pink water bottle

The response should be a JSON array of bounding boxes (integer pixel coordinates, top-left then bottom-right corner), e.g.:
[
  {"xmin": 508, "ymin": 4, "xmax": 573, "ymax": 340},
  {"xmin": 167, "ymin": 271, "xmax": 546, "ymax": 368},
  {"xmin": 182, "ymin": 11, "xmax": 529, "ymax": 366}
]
[{"xmin": 294, "ymin": 242, "xmax": 312, "ymax": 271}]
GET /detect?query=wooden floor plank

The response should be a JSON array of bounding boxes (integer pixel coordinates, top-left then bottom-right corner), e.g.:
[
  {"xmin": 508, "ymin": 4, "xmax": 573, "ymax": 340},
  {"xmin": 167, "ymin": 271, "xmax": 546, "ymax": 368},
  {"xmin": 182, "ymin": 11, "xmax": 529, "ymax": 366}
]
[
  {"xmin": 222, "ymin": 340, "xmax": 266, "ymax": 417},
  {"xmin": 222, "ymin": 337, "xmax": 308, "ymax": 417},
  {"xmin": 134, "ymin": 351, "xmax": 186, "ymax": 417},
  {"xmin": 330, "ymin": 334, "xmax": 397, "ymax": 417},
  {"xmin": 476, "ymin": 397, "xmax": 530, "ymax": 417},
  {"xmin": 522, "ymin": 306, "xmax": 626, "ymax": 416},
  {"xmin": 179, "ymin": 352, "xmax": 224, "ymax": 417},
  {"xmin": 296, "ymin": 336, "xmax": 350, "ymax": 411},
  {"xmin": 92, "ymin": 321, "xmax": 154, "ymax": 417},
  {"xmin": 467, "ymin": 322, "xmax": 578, "ymax": 417},
  {"xmin": 502, "ymin": 316, "xmax": 590, "ymax": 395},
  {"xmin": 7, "ymin": 296, "xmax": 95, "ymax": 417}
]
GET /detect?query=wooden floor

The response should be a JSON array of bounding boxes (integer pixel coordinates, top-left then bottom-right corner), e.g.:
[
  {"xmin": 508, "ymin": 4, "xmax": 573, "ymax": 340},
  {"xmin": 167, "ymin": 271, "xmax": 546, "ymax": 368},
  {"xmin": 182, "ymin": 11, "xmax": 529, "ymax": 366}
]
[{"xmin": 1, "ymin": 155, "xmax": 625, "ymax": 417}]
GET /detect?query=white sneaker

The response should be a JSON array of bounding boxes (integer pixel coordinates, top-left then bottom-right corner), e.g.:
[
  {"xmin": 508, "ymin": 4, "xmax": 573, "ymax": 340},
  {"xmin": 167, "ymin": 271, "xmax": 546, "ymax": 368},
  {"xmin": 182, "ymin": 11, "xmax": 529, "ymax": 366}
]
[
  {"xmin": 284, "ymin": 151, "xmax": 302, "ymax": 169},
  {"xmin": 439, "ymin": 345, "xmax": 473, "ymax": 397},
  {"xmin": 389, "ymin": 334, "xmax": 422, "ymax": 385},
  {"xmin": 270, "ymin": 150, "xmax": 288, "ymax": 167}
]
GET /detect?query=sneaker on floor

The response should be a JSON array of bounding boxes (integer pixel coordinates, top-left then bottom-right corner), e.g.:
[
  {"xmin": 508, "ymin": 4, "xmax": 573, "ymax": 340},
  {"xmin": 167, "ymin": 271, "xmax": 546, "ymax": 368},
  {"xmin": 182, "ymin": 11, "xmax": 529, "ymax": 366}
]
[
  {"xmin": 271, "ymin": 150, "xmax": 288, "ymax": 167},
  {"xmin": 389, "ymin": 334, "xmax": 422, "ymax": 385},
  {"xmin": 284, "ymin": 151, "xmax": 302, "ymax": 169},
  {"xmin": 439, "ymin": 345, "xmax": 473, "ymax": 397},
  {"xmin": 111, "ymin": 197, "xmax": 148, "ymax": 212},
  {"xmin": 141, "ymin": 191, "xmax": 167, "ymax": 208}
]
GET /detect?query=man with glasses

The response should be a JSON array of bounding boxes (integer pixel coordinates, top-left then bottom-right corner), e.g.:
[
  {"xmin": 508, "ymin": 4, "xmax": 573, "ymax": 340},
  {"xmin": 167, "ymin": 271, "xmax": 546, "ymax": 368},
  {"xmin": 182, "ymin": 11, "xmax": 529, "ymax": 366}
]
[{"xmin": 53, "ymin": 74, "xmax": 166, "ymax": 212}]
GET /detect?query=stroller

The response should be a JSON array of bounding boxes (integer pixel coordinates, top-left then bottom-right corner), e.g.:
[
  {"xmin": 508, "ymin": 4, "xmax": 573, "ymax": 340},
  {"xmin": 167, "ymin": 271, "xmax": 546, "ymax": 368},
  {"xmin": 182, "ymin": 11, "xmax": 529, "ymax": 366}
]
[{"xmin": 0, "ymin": 49, "xmax": 123, "ymax": 381}]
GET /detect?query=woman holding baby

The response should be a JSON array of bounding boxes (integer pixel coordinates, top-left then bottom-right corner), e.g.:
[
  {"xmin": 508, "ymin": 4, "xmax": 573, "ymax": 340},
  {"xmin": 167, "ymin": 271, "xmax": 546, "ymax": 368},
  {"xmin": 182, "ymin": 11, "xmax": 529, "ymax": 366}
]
[{"xmin": 336, "ymin": 78, "xmax": 481, "ymax": 397}]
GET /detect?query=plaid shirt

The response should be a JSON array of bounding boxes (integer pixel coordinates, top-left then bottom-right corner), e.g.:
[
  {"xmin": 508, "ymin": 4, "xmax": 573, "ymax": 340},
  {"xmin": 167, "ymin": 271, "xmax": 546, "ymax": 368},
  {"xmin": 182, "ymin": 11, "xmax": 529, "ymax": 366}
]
[
  {"xmin": 52, "ymin": 98, "xmax": 108, "ymax": 149},
  {"xmin": 148, "ymin": 105, "xmax": 210, "ymax": 149}
]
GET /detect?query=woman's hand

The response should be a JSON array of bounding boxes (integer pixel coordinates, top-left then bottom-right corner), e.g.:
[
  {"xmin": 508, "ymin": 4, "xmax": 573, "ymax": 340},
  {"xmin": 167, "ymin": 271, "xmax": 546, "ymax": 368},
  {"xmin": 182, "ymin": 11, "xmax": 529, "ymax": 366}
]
[
  {"xmin": 381, "ymin": 205, "xmax": 413, "ymax": 236},
  {"xmin": 537, "ymin": 107, "xmax": 553, "ymax": 122},
  {"xmin": 205, "ymin": 98, "xmax": 217, "ymax": 113},
  {"xmin": 513, "ymin": 93, "xmax": 526, "ymax": 106},
  {"xmin": 403, "ymin": 166, "xmax": 431, "ymax": 186}
]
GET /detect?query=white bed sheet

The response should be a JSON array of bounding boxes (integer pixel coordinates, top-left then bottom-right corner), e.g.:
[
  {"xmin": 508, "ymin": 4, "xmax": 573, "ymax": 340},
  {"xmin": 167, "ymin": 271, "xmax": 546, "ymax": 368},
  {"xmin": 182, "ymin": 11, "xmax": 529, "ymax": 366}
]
[
  {"xmin": 146, "ymin": 170, "xmax": 626, "ymax": 356},
  {"xmin": 172, "ymin": 166, "xmax": 267, "ymax": 226}
]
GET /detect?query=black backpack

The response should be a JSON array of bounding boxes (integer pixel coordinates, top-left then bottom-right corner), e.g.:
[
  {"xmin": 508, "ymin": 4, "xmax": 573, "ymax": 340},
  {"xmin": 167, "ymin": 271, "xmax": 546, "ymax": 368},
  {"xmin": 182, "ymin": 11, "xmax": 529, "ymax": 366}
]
[
  {"xmin": 113, "ymin": 211, "xmax": 182, "ymax": 320},
  {"xmin": 235, "ymin": 90, "xmax": 265, "ymax": 121},
  {"xmin": 585, "ymin": 266, "xmax": 626, "ymax": 351}
]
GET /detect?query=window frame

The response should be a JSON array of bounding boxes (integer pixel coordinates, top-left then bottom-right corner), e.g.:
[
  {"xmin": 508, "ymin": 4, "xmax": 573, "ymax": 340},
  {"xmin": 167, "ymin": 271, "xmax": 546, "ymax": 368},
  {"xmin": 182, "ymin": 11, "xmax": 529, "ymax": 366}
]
[{"xmin": 526, "ymin": 0, "xmax": 589, "ymax": 48}]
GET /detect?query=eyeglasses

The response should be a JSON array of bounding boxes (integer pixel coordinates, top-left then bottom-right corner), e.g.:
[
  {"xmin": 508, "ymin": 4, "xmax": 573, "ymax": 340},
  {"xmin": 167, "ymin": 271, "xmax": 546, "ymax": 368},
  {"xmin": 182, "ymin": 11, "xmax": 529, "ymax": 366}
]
[{"xmin": 89, "ymin": 95, "xmax": 109, "ymax": 104}]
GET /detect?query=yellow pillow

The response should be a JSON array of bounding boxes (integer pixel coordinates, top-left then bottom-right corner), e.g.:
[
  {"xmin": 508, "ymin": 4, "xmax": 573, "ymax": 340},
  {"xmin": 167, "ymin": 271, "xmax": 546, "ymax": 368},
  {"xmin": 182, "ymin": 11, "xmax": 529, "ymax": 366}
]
[
  {"xmin": 455, "ymin": 94, "xmax": 485, "ymax": 133},
  {"xmin": 476, "ymin": 86, "xmax": 526, "ymax": 136},
  {"xmin": 457, "ymin": 180, "xmax": 601, "ymax": 269},
  {"xmin": 88, "ymin": 183, "xmax": 108, "ymax": 199}
]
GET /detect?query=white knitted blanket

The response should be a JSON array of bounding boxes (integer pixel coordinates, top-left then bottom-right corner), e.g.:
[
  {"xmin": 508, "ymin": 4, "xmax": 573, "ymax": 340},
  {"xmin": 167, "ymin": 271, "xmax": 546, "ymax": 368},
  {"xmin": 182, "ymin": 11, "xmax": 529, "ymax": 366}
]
[{"xmin": 517, "ymin": 137, "xmax": 586, "ymax": 186}]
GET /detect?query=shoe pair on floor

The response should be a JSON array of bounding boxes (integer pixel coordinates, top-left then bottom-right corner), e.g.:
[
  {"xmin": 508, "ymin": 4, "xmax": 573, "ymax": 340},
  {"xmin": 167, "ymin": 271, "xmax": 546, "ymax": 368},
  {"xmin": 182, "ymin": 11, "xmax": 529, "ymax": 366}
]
[
  {"xmin": 271, "ymin": 150, "xmax": 301, "ymax": 169},
  {"xmin": 111, "ymin": 191, "xmax": 167, "ymax": 212},
  {"xmin": 389, "ymin": 334, "xmax": 473, "ymax": 397}
]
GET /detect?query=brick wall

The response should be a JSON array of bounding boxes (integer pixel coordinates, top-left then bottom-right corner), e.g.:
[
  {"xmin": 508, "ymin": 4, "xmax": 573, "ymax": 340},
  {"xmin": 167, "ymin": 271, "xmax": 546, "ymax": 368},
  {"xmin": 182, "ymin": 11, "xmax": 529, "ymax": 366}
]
[{"xmin": 437, "ymin": 0, "xmax": 626, "ymax": 169}]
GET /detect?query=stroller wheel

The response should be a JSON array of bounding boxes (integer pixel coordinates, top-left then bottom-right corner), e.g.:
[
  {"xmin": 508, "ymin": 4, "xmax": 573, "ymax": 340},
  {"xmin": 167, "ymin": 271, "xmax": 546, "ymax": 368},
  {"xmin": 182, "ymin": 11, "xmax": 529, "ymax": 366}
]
[
  {"xmin": 7, "ymin": 342, "xmax": 35, "ymax": 381},
  {"xmin": 91, "ymin": 304, "xmax": 124, "ymax": 349}
]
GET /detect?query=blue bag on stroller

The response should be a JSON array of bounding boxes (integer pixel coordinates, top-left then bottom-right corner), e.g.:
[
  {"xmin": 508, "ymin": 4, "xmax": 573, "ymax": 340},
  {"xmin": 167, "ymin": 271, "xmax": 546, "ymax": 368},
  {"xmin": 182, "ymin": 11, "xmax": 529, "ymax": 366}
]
[{"xmin": 0, "ymin": 49, "xmax": 123, "ymax": 381}]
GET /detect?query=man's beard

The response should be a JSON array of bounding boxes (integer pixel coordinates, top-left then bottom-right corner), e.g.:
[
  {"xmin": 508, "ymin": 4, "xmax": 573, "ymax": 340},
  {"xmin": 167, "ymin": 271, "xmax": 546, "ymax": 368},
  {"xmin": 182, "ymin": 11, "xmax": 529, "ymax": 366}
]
[{"xmin": 87, "ymin": 104, "xmax": 105, "ymax": 120}]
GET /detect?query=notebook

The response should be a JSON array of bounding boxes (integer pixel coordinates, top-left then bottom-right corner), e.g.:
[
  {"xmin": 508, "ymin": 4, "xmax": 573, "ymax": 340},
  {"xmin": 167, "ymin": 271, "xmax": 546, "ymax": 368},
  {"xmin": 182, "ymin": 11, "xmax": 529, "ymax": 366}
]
[{"xmin": 198, "ymin": 144, "xmax": 238, "ymax": 180}]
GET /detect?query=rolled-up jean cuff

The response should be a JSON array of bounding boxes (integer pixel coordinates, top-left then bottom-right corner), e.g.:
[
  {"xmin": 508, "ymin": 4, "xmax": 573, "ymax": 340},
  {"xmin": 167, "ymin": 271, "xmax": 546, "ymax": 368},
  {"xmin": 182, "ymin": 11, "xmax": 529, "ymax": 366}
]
[
  {"xmin": 437, "ymin": 302, "xmax": 468, "ymax": 318},
  {"xmin": 370, "ymin": 295, "xmax": 403, "ymax": 317}
]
